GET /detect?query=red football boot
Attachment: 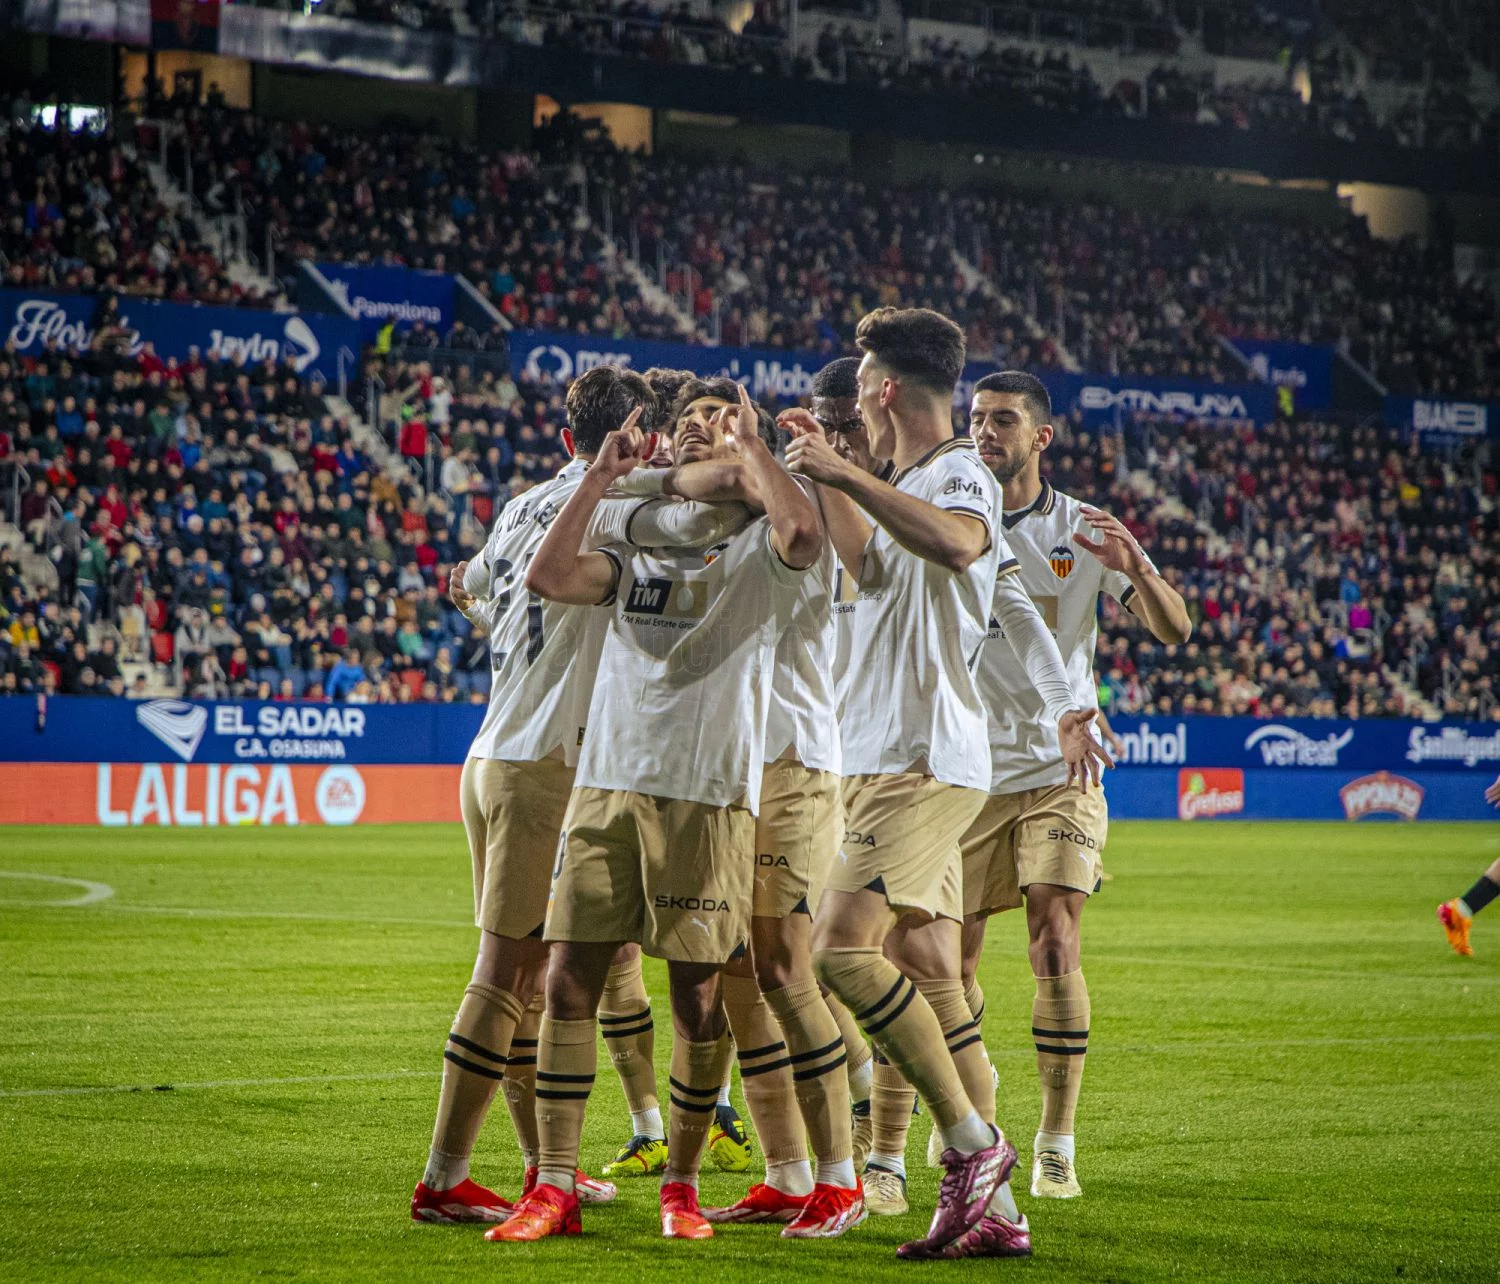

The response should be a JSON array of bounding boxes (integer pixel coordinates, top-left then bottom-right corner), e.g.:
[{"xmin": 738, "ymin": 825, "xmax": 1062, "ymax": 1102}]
[
  {"xmin": 781, "ymin": 1180, "xmax": 866, "ymax": 1239},
  {"xmin": 410, "ymin": 1177, "xmax": 514, "ymax": 1224},
  {"xmin": 661, "ymin": 1181, "xmax": 713, "ymax": 1239},
  {"xmin": 484, "ymin": 1183, "xmax": 582, "ymax": 1242},
  {"xmin": 704, "ymin": 1182, "xmax": 810, "ymax": 1224}
]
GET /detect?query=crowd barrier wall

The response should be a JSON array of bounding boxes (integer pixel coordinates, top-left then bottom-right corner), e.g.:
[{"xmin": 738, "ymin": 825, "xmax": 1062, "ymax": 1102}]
[{"xmin": 0, "ymin": 698, "xmax": 1493, "ymax": 825}]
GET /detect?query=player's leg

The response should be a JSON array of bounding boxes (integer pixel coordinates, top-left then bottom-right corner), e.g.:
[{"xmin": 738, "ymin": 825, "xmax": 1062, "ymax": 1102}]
[
  {"xmin": 1011, "ymin": 782, "xmax": 1105, "ymax": 1201},
  {"xmin": 824, "ymin": 989, "xmax": 875, "ymax": 1165},
  {"xmin": 488, "ymin": 786, "xmax": 643, "ymax": 1243},
  {"xmin": 719, "ymin": 951, "xmax": 804, "ymax": 1199},
  {"xmin": 1026, "ymin": 882, "xmax": 1089, "ymax": 1198},
  {"xmin": 414, "ymin": 757, "xmax": 564, "ymax": 1223},
  {"xmin": 501, "ymin": 991, "xmax": 545, "ymax": 1175},
  {"xmin": 1438, "ymin": 856, "xmax": 1500, "ymax": 956},
  {"xmin": 487, "ymin": 940, "xmax": 617, "ymax": 1241},
  {"xmin": 660, "ymin": 961, "xmax": 735, "ymax": 1238},
  {"xmin": 598, "ymin": 942, "xmax": 667, "ymax": 1176}
]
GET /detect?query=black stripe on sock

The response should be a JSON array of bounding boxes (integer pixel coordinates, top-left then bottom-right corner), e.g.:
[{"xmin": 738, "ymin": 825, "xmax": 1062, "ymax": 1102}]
[
  {"xmin": 739, "ymin": 1055, "xmax": 794, "ymax": 1077},
  {"xmin": 601, "ymin": 1021, "xmax": 655, "ymax": 1040},
  {"xmin": 668, "ymin": 1076, "xmax": 721, "ymax": 1099},
  {"xmin": 505, "ymin": 1056, "xmax": 537, "ymax": 1068},
  {"xmin": 1463, "ymin": 875, "xmax": 1500, "ymax": 916},
  {"xmin": 447, "ymin": 1032, "xmax": 507, "ymax": 1064},
  {"xmin": 946, "ymin": 1033, "xmax": 985, "ymax": 1056},
  {"xmin": 792, "ymin": 1051, "xmax": 848, "ymax": 1082},
  {"xmin": 856, "ymin": 974, "xmax": 909, "ymax": 1025},
  {"xmin": 863, "ymin": 981, "xmax": 917, "ymax": 1035},
  {"xmin": 535, "ymin": 1088, "xmax": 593, "ymax": 1100},
  {"xmin": 738, "ymin": 1040, "xmax": 787, "ymax": 1061},
  {"xmin": 972, "ymin": 1003, "xmax": 986, "ymax": 1024},
  {"xmin": 669, "ymin": 1094, "xmax": 718, "ymax": 1113},
  {"xmin": 944, "ymin": 1017, "xmax": 979, "ymax": 1041},
  {"xmin": 788, "ymin": 1035, "xmax": 844, "ymax": 1066},
  {"xmin": 1031, "ymin": 1027, "xmax": 1090, "ymax": 1040},
  {"xmin": 444, "ymin": 1049, "xmax": 506, "ymax": 1080},
  {"xmin": 1034, "ymin": 1043, "xmax": 1088, "ymax": 1056},
  {"xmin": 537, "ymin": 1071, "xmax": 597, "ymax": 1084},
  {"xmin": 510, "ymin": 1037, "xmax": 539, "ymax": 1049},
  {"xmin": 599, "ymin": 1009, "xmax": 652, "ymax": 1026}
]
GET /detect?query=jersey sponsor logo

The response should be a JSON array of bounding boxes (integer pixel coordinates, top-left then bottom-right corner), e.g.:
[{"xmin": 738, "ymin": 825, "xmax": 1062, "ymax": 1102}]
[
  {"xmin": 652, "ymin": 894, "xmax": 731, "ymax": 911},
  {"xmin": 1405, "ymin": 726, "xmax": 1500, "ymax": 767},
  {"xmin": 1045, "ymin": 825, "xmax": 1100, "ymax": 850},
  {"xmin": 756, "ymin": 853, "xmax": 792, "ymax": 868},
  {"xmin": 1244, "ymin": 724, "xmax": 1353, "ymax": 767},
  {"xmin": 136, "ymin": 699, "xmax": 208, "ymax": 762},
  {"xmin": 844, "ymin": 830, "xmax": 877, "ymax": 847},
  {"xmin": 1340, "ymin": 771, "xmax": 1424, "ymax": 821},
  {"xmin": 1048, "ymin": 545, "xmax": 1075, "ymax": 579},
  {"xmin": 1177, "ymin": 769, "xmax": 1245, "ymax": 820},
  {"xmin": 625, "ymin": 576, "xmax": 708, "ymax": 619},
  {"xmin": 941, "ymin": 476, "xmax": 984, "ymax": 499}
]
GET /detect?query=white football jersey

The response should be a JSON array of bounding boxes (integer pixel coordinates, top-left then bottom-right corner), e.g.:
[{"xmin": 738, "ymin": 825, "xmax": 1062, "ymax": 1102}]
[
  {"xmin": 464, "ymin": 460, "xmax": 736, "ymax": 766},
  {"xmin": 839, "ymin": 438, "xmax": 1004, "ymax": 791},
  {"xmin": 765, "ymin": 482, "xmax": 840, "ymax": 775},
  {"xmin": 978, "ymin": 480, "xmax": 1139, "ymax": 793},
  {"xmin": 576, "ymin": 517, "xmax": 807, "ymax": 810}
]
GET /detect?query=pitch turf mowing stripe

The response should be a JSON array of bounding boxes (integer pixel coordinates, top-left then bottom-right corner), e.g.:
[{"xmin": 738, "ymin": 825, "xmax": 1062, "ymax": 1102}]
[{"xmin": 0, "ymin": 1069, "xmax": 438, "ymax": 1099}]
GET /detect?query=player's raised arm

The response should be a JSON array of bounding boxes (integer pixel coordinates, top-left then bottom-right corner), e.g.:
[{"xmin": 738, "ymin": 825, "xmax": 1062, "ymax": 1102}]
[
  {"xmin": 724, "ymin": 385, "xmax": 823, "ymax": 570},
  {"xmin": 1074, "ymin": 506, "xmax": 1192, "ymax": 644},
  {"xmin": 779, "ymin": 407, "xmax": 873, "ymax": 582},
  {"xmin": 525, "ymin": 412, "xmax": 647, "ymax": 605}
]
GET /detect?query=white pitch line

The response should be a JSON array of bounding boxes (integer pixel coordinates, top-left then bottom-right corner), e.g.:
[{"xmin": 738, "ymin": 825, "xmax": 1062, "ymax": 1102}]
[
  {"xmin": 1102, "ymin": 952, "xmax": 1500, "ymax": 985},
  {"xmin": 7, "ymin": 1031, "xmax": 1497, "ymax": 1100},
  {"xmin": 0, "ymin": 872, "xmax": 115, "ymax": 908},
  {"xmin": 98, "ymin": 903, "xmax": 470, "ymax": 930},
  {"xmin": 0, "ymin": 1069, "xmax": 436, "ymax": 1100}
]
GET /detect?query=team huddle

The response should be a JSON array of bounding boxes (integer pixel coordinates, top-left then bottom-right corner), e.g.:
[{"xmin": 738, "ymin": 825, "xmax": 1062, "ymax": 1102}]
[{"xmin": 409, "ymin": 307, "xmax": 1190, "ymax": 1259}]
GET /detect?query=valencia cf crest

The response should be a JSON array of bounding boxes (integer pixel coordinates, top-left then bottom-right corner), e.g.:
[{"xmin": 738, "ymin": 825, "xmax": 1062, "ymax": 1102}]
[{"xmin": 1049, "ymin": 545, "xmax": 1075, "ymax": 579}]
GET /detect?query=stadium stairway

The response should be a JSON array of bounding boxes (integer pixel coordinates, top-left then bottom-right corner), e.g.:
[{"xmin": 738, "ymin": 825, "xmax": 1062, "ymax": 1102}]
[
  {"xmin": 0, "ymin": 520, "xmax": 59, "ymax": 594},
  {"xmin": 951, "ymin": 246, "xmax": 1083, "ymax": 373}
]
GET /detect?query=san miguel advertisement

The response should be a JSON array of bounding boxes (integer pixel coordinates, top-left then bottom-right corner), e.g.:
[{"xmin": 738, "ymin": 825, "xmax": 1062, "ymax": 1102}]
[{"xmin": 0, "ymin": 700, "xmax": 1496, "ymax": 825}]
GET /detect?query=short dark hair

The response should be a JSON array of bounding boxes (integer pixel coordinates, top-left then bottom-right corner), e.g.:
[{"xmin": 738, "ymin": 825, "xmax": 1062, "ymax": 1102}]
[
  {"xmin": 973, "ymin": 370, "xmax": 1052, "ymax": 424},
  {"xmin": 668, "ymin": 377, "xmax": 742, "ymax": 431},
  {"xmin": 640, "ymin": 367, "xmax": 696, "ymax": 411},
  {"xmin": 854, "ymin": 307, "xmax": 966, "ymax": 394},
  {"xmin": 811, "ymin": 357, "xmax": 860, "ymax": 400},
  {"xmin": 565, "ymin": 366, "xmax": 658, "ymax": 454}
]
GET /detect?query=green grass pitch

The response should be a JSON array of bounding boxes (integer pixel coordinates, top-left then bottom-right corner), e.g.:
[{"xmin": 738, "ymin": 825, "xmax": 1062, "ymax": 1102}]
[{"xmin": 2, "ymin": 821, "xmax": 1498, "ymax": 1282}]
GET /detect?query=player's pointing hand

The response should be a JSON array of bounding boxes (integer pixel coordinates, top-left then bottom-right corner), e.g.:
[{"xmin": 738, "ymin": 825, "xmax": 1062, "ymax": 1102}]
[
  {"xmin": 589, "ymin": 407, "xmax": 651, "ymax": 482},
  {"xmin": 777, "ymin": 407, "xmax": 824, "ymax": 440},
  {"xmin": 785, "ymin": 422, "xmax": 853, "ymax": 487},
  {"xmin": 724, "ymin": 382, "xmax": 765, "ymax": 455}
]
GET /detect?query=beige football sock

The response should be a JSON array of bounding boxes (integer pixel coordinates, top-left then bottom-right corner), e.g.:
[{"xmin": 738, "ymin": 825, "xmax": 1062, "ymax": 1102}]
[
  {"xmin": 964, "ymin": 978, "xmax": 985, "ymax": 1024},
  {"xmin": 598, "ymin": 955, "xmax": 660, "ymax": 1134},
  {"xmin": 425, "ymin": 982, "xmax": 524, "ymax": 1189},
  {"xmin": 824, "ymin": 989, "xmax": 873, "ymax": 1102},
  {"xmin": 534, "ymin": 1016, "xmax": 598, "ymax": 1193},
  {"xmin": 918, "ymin": 978, "xmax": 995, "ymax": 1126},
  {"xmin": 722, "ymin": 973, "xmax": 809, "ymax": 1168},
  {"xmin": 1034, "ymin": 969, "xmax": 1089, "ymax": 1135},
  {"xmin": 764, "ymin": 979, "xmax": 853, "ymax": 1173},
  {"xmin": 867, "ymin": 1051, "xmax": 916, "ymax": 1173},
  {"xmin": 501, "ymin": 992, "xmax": 543, "ymax": 1168},
  {"xmin": 816, "ymin": 948, "xmax": 988, "ymax": 1151},
  {"xmin": 665, "ymin": 1032, "xmax": 733, "ymax": 1187}
]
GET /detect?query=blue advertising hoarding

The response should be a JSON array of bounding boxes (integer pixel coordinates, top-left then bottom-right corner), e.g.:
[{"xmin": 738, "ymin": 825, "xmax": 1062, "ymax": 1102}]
[
  {"xmin": 0, "ymin": 289, "xmax": 361, "ymax": 385},
  {"xmin": 512, "ymin": 330, "xmax": 1279, "ymax": 426},
  {"xmin": 315, "ymin": 264, "xmax": 456, "ymax": 342},
  {"xmin": 1385, "ymin": 394, "xmax": 1499, "ymax": 443},
  {"xmin": 0, "ymin": 700, "xmax": 1494, "ymax": 822},
  {"xmin": 1227, "ymin": 337, "xmax": 1335, "ymax": 411}
]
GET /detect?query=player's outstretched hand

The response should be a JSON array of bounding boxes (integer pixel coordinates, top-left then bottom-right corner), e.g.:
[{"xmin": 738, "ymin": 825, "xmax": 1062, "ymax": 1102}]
[
  {"xmin": 1074, "ymin": 506, "xmax": 1149, "ymax": 577},
  {"xmin": 1486, "ymin": 773, "xmax": 1500, "ymax": 807},
  {"xmin": 1058, "ymin": 708, "xmax": 1114, "ymax": 791},
  {"xmin": 785, "ymin": 417, "xmax": 853, "ymax": 487},
  {"xmin": 448, "ymin": 560, "xmax": 474, "ymax": 611},
  {"xmin": 589, "ymin": 407, "xmax": 652, "ymax": 482}
]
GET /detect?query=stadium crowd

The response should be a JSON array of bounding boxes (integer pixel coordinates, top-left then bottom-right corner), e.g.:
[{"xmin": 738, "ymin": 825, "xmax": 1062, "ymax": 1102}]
[{"xmin": 3, "ymin": 328, "xmax": 1495, "ymax": 719}]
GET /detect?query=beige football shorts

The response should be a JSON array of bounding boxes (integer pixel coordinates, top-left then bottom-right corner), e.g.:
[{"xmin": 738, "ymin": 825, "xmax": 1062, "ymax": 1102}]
[
  {"xmin": 961, "ymin": 781, "xmax": 1109, "ymax": 918},
  {"xmin": 753, "ymin": 760, "xmax": 843, "ymax": 919},
  {"xmin": 546, "ymin": 786, "xmax": 754, "ymax": 963},
  {"xmin": 825, "ymin": 772, "xmax": 988, "ymax": 923},
  {"xmin": 461, "ymin": 754, "xmax": 576, "ymax": 939}
]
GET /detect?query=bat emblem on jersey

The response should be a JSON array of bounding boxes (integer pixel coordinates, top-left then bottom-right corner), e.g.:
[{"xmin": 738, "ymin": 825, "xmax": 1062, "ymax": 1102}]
[{"xmin": 1049, "ymin": 545, "xmax": 1075, "ymax": 579}]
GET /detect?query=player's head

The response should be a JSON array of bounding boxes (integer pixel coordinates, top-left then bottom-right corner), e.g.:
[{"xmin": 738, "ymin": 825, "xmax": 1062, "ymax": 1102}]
[
  {"xmin": 564, "ymin": 365, "xmax": 658, "ymax": 458},
  {"xmin": 854, "ymin": 307, "xmax": 966, "ymax": 458},
  {"xmin": 641, "ymin": 366, "xmax": 696, "ymax": 412},
  {"xmin": 669, "ymin": 377, "xmax": 775, "ymax": 463},
  {"xmin": 810, "ymin": 356, "xmax": 880, "ymax": 474},
  {"xmin": 970, "ymin": 370, "xmax": 1053, "ymax": 486}
]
